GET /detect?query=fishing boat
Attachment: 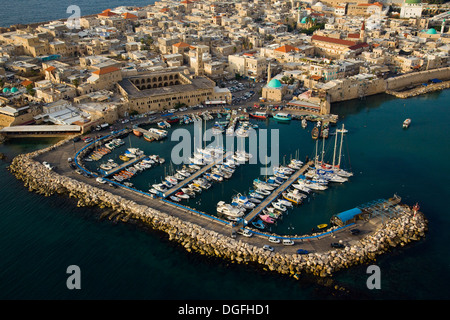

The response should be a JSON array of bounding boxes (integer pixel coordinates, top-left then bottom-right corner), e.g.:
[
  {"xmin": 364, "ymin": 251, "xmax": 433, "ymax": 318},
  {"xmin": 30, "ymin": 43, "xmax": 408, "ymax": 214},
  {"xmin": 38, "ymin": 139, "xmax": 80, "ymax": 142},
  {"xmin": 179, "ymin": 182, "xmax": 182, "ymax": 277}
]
[
  {"xmin": 311, "ymin": 127, "xmax": 319, "ymax": 139},
  {"xmin": 132, "ymin": 128, "xmax": 142, "ymax": 137},
  {"xmin": 167, "ymin": 116, "xmax": 180, "ymax": 124},
  {"xmin": 259, "ymin": 214, "xmax": 276, "ymax": 224},
  {"xmin": 143, "ymin": 133, "xmax": 154, "ymax": 142},
  {"xmin": 403, "ymin": 118, "xmax": 411, "ymax": 128},
  {"xmin": 317, "ymin": 224, "xmax": 328, "ymax": 229},
  {"xmin": 249, "ymin": 111, "xmax": 267, "ymax": 119},
  {"xmin": 119, "ymin": 155, "xmax": 130, "ymax": 162},
  {"xmin": 273, "ymin": 112, "xmax": 292, "ymax": 121},
  {"xmin": 252, "ymin": 220, "xmax": 265, "ymax": 230},
  {"xmin": 170, "ymin": 195, "xmax": 181, "ymax": 202}
]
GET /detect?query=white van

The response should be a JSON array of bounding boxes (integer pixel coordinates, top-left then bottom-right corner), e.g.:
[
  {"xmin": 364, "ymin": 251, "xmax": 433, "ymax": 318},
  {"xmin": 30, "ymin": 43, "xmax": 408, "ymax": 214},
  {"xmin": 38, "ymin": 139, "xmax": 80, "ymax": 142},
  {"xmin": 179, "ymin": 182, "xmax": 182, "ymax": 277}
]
[{"xmin": 282, "ymin": 239, "xmax": 294, "ymax": 246}]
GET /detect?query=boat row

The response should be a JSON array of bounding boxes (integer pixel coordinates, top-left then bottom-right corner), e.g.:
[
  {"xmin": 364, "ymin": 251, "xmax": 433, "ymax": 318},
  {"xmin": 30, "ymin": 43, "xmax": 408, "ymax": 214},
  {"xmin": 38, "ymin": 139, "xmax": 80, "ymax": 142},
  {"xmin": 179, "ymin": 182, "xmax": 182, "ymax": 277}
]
[
  {"xmin": 88, "ymin": 147, "xmax": 111, "ymax": 161},
  {"xmin": 111, "ymin": 155, "xmax": 163, "ymax": 182}
]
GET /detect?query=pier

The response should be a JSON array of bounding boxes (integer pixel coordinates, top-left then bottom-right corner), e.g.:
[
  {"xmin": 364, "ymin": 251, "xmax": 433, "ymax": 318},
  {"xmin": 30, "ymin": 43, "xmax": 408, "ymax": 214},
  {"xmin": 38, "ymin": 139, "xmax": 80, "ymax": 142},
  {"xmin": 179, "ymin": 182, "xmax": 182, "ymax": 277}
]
[
  {"xmin": 133, "ymin": 127, "xmax": 164, "ymax": 140},
  {"xmin": 102, "ymin": 154, "xmax": 146, "ymax": 177},
  {"xmin": 242, "ymin": 161, "xmax": 313, "ymax": 226},
  {"xmin": 163, "ymin": 151, "xmax": 234, "ymax": 197}
]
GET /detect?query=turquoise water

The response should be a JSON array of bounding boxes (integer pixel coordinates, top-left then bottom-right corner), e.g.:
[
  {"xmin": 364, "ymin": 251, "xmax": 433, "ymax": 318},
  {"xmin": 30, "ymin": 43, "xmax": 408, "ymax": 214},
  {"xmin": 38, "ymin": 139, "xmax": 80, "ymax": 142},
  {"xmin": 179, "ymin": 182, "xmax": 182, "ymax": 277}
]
[
  {"xmin": 1, "ymin": 90, "xmax": 450, "ymax": 300},
  {"xmin": 0, "ymin": 0, "xmax": 152, "ymax": 28}
]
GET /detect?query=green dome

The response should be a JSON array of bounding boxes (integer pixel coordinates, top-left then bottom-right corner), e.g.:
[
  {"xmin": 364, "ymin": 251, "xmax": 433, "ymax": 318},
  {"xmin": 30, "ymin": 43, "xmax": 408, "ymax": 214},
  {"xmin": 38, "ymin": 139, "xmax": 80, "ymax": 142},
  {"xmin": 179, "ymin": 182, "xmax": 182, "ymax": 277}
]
[
  {"xmin": 426, "ymin": 28, "xmax": 437, "ymax": 34},
  {"xmin": 268, "ymin": 79, "xmax": 282, "ymax": 89},
  {"xmin": 2, "ymin": 88, "xmax": 10, "ymax": 93},
  {"xmin": 10, "ymin": 87, "xmax": 18, "ymax": 93},
  {"xmin": 300, "ymin": 17, "xmax": 307, "ymax": 24}
]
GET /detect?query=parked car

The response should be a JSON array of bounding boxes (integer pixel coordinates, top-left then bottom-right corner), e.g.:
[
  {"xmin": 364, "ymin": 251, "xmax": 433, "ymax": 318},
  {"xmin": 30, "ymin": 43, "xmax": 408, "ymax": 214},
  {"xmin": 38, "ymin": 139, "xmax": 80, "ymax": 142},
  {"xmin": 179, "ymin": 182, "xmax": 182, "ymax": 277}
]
[
  {"xmin": 263, "ymin": 245, "xmax": 274, "ymax": 252},
  {"xmin": 331, "ymin": 242, "xmax": 345, "ymax": 249},
  {"xmin": 282, "ymin": 239, "xmax": 295, "ymax": 246},
  {"xmin": 296, "ymin": 249, "xmax": 309, "ymax": 255},
  {"xmin": 268, "ymin": 236, "xmax": 280, "ymax": 244},
  {"xmin": 350, "ymin": 228, "xmax": 361, "ymax": 235}
]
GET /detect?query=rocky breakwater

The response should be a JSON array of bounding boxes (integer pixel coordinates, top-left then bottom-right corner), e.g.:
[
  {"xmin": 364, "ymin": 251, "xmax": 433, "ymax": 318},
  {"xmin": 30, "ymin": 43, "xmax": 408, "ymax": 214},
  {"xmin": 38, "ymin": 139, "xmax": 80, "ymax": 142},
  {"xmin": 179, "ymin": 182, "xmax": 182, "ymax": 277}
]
[{"xmin": 9, "ymin": 139, "xmax": 428, "ymax": 278}]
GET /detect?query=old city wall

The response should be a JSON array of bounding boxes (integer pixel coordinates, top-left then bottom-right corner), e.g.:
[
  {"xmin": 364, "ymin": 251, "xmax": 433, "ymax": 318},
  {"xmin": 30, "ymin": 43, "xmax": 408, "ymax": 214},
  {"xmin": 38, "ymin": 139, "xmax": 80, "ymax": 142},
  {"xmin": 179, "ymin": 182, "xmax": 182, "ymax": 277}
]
[{"xmin": 386, "ymin": 66, "xmax": 450, "ymax": 91}]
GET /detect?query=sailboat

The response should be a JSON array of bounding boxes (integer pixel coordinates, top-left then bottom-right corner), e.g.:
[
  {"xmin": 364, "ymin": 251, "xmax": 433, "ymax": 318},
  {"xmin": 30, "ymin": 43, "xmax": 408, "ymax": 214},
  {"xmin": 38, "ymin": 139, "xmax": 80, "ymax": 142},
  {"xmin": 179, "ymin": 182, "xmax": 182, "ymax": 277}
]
[{"xmin": 318, "ymin": 124, "xmax": 353, "ymax": 178}]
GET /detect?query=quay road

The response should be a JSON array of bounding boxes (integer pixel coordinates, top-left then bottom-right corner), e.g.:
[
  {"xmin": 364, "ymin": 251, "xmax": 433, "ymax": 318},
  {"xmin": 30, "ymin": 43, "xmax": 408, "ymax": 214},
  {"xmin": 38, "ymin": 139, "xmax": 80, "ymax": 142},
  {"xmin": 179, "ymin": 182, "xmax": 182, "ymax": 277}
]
[{"xmin": 34, "ymin": 137, "xmax": 383, "ymax": 256}]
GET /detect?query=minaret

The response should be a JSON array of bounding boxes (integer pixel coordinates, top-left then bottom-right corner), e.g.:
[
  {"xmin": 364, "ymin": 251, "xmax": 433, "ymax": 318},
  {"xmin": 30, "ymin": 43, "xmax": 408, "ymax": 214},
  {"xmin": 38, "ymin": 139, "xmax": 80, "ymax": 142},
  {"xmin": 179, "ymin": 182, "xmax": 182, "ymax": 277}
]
[
  {"xmin": 360, "ymin": 20, "xmax": 366, "ymax": 43},
  {"xmin": 441, "ymin": 19, "xmax": 446, "ymax": 34},
  {"xmin": 267, "ymin": 62, "xmax": 271, "ymax": 84},
  {"xmin": 195, "ymin": 49, "xmax": 203, "ymax": 76}
]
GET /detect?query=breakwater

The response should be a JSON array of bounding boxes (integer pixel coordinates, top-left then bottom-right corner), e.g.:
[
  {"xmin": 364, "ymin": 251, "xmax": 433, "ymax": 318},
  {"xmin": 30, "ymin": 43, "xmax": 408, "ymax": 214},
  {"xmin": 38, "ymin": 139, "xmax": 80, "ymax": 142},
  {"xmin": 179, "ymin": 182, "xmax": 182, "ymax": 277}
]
[
  {"xmin": 386, "ymin": 80, "xmax": 450, "ymax": 99},
  {"xmin": 8, "ymin": 137, "xmax": 428, "ymax": 278}
]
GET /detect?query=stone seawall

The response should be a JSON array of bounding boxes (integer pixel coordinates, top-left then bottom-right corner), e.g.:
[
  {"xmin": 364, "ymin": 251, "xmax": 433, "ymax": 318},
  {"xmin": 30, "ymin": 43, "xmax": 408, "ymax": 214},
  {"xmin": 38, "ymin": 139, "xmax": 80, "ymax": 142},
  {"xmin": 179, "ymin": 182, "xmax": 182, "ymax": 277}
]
[
  {"xmin": 8, "ymin": 138, "xmax": 428, "ymax": 278},
  {"xmin": 386, "ymin": 80, "xmax": 450, "ymax": 99}
]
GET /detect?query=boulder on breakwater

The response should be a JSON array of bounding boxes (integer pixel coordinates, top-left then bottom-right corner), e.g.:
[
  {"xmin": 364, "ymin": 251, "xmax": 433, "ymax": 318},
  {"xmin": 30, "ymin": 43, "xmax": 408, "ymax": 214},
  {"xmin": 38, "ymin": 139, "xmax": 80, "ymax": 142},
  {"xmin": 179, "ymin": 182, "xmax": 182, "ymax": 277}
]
[{"xmin": 8, "ymin": 137, "xmax": 428, "ymax": 278}]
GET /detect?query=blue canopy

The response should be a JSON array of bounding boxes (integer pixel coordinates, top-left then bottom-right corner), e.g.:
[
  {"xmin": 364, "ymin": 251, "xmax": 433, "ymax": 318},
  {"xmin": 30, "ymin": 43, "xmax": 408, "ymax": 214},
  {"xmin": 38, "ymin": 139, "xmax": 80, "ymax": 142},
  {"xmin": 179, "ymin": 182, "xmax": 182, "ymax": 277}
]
[{"xmin": 334, "ymin": 208, "xmax": 362, "ymax": 225}]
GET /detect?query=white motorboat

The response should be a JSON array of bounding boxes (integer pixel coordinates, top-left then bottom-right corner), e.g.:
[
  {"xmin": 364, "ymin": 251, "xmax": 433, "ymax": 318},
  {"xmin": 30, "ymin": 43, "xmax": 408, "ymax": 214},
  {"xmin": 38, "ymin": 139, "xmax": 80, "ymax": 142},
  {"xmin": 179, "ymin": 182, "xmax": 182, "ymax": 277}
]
[
  {"xmin": 165, "ymin": 176, "xmax": 177, "ymax": 185},
  {"xmin": 249, "ymin": 192, "xmax": 264, "ymax": 200},
  {"xmin": 253, "ymin": 179, "xmax": 274, "ymax": 191},
  {"xmin": 291, "ymin": 183, "xmax": 310, "ymax": 193},
  {"xmin": 233, "ymin": 195, "xmax": 256, "ymax": 209},
  {"xmin": 272, "ymin": 201, "xmax": 287, "ymax": 212},
  {"xmin": 152, "ymin": 184, "xmax": 167, "ymax": 192},
  {"xmin": 277, "ymin": 199, "xmax": 293, "ymax": 207},
  {"xmin": 255, "ymin": 188, "xmax": 270, "ymax": 196},
  {"xmin": 217, "ymin": 201, "xmax": 244, "ymax": 217},
  {"xmin": 175, "ymin": 191, "xmax": 190, "ymax": 199}
]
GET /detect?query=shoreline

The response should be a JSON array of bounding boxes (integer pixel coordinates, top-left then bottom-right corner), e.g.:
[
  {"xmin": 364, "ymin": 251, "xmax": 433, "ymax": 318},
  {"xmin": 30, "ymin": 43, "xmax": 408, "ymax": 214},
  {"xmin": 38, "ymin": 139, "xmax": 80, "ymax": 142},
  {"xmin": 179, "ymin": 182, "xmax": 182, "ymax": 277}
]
[
  {"xmin": 7, "ymin": 133, "xmax": 428, "ymax": 279},
  {"xmin": 386, "ymin": 80, "xmax": 450, "ymax": 99}
]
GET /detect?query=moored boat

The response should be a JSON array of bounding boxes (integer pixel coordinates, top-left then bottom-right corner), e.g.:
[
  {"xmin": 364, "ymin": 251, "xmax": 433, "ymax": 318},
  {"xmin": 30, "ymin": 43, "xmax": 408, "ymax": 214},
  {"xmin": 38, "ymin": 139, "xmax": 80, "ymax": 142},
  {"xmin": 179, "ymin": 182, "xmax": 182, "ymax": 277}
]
[
  {"xmin": 273, "ymin": 112, "xmax": 292, "ymax": 121},
  {"xmin": 403, "ymin": 118, "xmax": 411, "ymax": 128},
  {"xmin": 249, "ymin": 111, "xmax": 267, "ymax": 119},
  {"xmin": 311, "ymin": 127, "xmax": 319, "ymax": 140}
]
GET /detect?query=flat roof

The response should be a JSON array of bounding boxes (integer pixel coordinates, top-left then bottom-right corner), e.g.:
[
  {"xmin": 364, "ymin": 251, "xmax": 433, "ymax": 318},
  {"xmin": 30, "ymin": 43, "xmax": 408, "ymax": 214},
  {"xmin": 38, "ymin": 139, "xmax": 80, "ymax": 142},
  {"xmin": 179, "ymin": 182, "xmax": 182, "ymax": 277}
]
[{"xmin": 0, "ymin": 125, "xmax": 81, "ymax": 133}]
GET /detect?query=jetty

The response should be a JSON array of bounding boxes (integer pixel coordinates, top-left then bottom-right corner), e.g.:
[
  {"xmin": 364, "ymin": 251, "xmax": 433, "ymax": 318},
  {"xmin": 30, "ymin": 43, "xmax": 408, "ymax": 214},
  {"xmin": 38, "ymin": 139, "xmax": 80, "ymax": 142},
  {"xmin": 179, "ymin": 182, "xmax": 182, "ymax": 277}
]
[
  {"xmin": 163, "ymin": 151, "xmax": 234, "ymax": 197},
  {"xmin": 133, "ymin": 127, "xmax": 165, "ymax": 141},
  {"xmin": 101, "ymin": 154, "xmax": 146, "ymax": 177},
  {"xmin": 242, "ymin": 161, "xmax": 313, "ymax": 226}
]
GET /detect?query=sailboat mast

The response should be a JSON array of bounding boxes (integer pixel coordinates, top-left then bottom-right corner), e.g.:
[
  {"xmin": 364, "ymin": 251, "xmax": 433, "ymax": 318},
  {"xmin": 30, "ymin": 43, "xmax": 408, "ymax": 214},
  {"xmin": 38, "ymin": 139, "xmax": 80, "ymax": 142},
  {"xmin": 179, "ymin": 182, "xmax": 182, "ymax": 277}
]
[
  {"xmin": 321, "ymin": 130, "xmax": 325, "ymax": 163},
  {"xmin": 315, "ymin": 139, "xmax": 318, "ymax": 166},
  {"xmin": 338, "ymin": 124, "xmax": 345, "ymax": 167},
  {"xmin": 332, "ymin": 125, "xmax": 338, "ymax": 167}
]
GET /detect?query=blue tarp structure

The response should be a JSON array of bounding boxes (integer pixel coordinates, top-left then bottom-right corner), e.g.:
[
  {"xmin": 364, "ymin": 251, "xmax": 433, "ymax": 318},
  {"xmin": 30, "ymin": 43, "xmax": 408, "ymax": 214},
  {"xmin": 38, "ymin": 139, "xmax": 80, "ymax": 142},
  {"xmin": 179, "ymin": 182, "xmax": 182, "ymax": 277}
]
[{"xmin": 333, "ymin": 208, "xmax": 362, "ymax": 226}]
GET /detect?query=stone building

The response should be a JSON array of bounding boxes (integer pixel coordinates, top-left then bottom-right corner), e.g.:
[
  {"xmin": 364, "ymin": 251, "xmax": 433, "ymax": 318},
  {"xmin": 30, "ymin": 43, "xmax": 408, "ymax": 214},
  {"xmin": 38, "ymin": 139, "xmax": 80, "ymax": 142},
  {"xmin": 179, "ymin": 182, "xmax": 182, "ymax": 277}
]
[{"xmin": 117, "ymin": 68, "xmax": 220, "ymax": 114}]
